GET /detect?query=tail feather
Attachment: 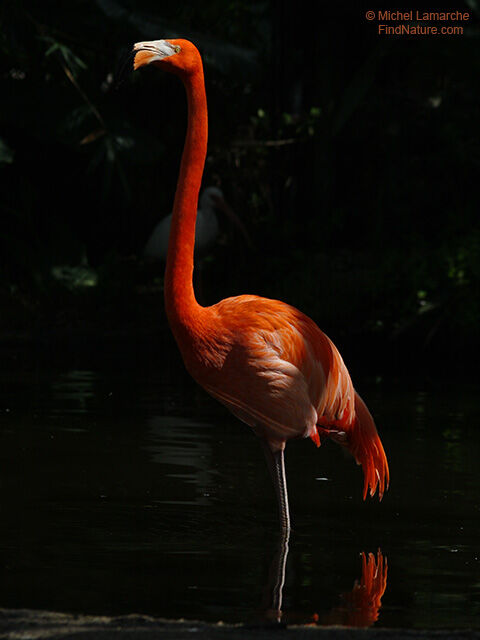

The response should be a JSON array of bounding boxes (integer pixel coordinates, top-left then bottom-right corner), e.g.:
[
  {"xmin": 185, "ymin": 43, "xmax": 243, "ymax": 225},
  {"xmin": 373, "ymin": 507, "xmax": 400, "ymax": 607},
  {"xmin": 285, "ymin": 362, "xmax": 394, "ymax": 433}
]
[{"xmin": 348, "ymin": 392, "xmax": 389, "ymax": 500}]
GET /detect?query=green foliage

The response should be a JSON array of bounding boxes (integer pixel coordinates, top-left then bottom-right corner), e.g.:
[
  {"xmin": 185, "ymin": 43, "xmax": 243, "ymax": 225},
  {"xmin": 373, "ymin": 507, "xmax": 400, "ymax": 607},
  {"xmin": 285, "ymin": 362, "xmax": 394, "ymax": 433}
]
[
  {"xmin": 42, "ymin": 36, "xmax": 88, "ymax": 76},
  {"xmin": 0, "ymin": 0, "xmax": 479, "ymax": 361}
]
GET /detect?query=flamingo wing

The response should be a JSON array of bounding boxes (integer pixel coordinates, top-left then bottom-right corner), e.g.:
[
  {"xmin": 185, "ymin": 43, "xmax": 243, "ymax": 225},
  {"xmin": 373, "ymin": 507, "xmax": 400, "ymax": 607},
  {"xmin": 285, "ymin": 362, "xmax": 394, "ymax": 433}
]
[
  {"xmin": 191, "ymin": 295, "xmax": 355, "ymax": 451},
  {"xmin": 181, "ymin": 294, "xmax": 388, "ymax": 499}
]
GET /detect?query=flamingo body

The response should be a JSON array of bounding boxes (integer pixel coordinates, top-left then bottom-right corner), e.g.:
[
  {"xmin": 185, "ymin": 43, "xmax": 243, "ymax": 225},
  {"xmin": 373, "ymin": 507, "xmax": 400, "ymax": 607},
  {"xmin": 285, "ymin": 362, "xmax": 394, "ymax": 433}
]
[
  {"xmin": 171, "ymin": 293, "xmax": 387, "ymax": 498},
  {"xmin": 131, "ymin": 39, "xmax": 389, "ymax": 529}
]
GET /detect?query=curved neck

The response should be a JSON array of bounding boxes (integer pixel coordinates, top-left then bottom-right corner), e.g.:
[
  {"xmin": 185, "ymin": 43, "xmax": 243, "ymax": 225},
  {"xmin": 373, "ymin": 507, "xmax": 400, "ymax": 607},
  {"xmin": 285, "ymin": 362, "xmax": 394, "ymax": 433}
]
[{"xmin": 164, "ymin": 67, "xmax": 207, "ymax": 331}]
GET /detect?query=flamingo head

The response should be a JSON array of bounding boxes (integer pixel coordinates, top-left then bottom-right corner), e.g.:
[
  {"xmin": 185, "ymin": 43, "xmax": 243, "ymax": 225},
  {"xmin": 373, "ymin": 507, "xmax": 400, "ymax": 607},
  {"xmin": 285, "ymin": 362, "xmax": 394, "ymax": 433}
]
[{"xmin": 132, "ymin": 39, "xmax": 201, "ymax": 77}]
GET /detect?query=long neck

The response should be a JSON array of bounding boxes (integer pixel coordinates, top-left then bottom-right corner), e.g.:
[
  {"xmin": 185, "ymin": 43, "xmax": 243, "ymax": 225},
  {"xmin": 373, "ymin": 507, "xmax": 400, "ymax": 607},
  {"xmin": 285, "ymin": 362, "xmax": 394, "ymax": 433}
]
[{"xmin": 164, "ymin": 67, "xmax": 207, "ymax": 332}]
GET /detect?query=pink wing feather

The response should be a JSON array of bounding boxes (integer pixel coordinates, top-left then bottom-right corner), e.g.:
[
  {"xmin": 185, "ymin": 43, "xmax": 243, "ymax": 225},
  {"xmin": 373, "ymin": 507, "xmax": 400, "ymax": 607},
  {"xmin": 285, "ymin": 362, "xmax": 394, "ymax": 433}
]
[{"xmin": 184, "ymin": 295, "xmax": 389, "ymax": 499}]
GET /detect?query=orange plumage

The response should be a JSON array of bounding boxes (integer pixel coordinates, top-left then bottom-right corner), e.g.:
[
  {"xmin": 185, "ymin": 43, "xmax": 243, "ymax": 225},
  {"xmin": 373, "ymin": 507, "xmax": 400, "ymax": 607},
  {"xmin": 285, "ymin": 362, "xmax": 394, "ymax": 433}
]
[
  {"xmin": 132, "ymin": 39, "xmax": 389, "ymax": 530},
  {"xmin": 173, "ymin": 294, "xmax": 389, "ymax": 500}
]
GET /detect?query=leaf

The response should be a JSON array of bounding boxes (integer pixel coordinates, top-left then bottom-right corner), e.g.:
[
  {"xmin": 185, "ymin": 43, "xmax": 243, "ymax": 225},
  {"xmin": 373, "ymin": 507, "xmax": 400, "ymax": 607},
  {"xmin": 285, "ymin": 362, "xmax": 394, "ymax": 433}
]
[
  {"xmin": 80, "ymin": 129, "xmax": 106, "ymax": 145},
  {"xmin": 41, "ymin": 36, "xmax": 87, "ymax": 77}
]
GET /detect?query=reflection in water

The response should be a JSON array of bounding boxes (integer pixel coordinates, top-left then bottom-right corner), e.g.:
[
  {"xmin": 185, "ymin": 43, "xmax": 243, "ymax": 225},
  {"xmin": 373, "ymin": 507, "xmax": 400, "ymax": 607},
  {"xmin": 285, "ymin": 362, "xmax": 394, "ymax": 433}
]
[
  {"xmin": 321, "ymin": 550, "xmax": 387, "ymax": 627},
  {"xmin": 1, "ymin": 364, "xmax": 479, "ymax": 628},
  {"xmin": 261, "ymin": 534, "xmax": 387, "ymax": 628},
  {"xmin": 260, "ymin": 529, "xmax": 290, "ymax": 623}
]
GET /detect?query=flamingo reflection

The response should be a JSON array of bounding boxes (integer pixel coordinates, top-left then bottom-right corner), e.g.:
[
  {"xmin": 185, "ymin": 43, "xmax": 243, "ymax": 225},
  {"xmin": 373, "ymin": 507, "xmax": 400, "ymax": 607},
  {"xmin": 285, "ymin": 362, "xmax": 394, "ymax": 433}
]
[
  {"xmin": 261, "ymin": 544, "xmax": 387, "ymax": 628},
  {"xmin": 321, "ymin": 550, "xmax": 388, "ymax": 627}
]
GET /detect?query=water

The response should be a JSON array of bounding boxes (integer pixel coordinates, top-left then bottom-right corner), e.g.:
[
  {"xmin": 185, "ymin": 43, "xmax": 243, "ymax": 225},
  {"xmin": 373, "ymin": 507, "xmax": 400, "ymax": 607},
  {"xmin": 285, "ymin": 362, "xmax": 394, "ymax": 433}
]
[{"xmin": 0, "ymin": 344, "xmax": 479, "ymax": 629}]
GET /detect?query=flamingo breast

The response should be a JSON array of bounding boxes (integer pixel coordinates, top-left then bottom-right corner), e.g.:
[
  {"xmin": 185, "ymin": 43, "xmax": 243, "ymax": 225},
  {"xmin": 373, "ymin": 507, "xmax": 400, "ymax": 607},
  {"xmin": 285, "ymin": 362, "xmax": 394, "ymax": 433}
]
[{"xmin": 178, "ymin": 295, "xmax": 355, "ymax": 450}]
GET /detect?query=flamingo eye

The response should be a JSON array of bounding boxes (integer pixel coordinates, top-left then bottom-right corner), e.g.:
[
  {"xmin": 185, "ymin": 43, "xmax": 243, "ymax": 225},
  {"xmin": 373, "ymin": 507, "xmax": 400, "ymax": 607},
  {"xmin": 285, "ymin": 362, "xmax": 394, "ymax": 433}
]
[{"xmin": 173, "ymin": 45, "xmax": 181, "ymax": 54}]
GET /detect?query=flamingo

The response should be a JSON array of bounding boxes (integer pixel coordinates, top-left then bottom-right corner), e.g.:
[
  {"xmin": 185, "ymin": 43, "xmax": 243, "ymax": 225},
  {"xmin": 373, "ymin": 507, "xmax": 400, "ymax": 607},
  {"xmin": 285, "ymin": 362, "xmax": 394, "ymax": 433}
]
[
  {"xmin": 144, "ymin": 186, "xmax": 251, "ymax": 261},
  {"xmin": 131, "ymin": 39, "xmax": 389, "ymax": 534}
]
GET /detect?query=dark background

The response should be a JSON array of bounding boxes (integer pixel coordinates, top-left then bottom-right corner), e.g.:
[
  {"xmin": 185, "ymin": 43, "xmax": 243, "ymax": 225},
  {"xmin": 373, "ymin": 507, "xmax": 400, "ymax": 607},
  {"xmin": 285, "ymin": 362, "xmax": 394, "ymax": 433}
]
[{"xmin": 1, "ymin": 0, "xmax": 479, "ymax": 373}]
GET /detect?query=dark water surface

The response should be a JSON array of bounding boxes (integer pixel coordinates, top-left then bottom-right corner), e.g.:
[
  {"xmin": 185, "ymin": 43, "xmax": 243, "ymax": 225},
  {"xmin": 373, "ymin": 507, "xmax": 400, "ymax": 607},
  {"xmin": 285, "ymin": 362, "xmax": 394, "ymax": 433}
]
[{"xmin": 0, "ymin": 345, "xmax": 479, "ymax": 629}]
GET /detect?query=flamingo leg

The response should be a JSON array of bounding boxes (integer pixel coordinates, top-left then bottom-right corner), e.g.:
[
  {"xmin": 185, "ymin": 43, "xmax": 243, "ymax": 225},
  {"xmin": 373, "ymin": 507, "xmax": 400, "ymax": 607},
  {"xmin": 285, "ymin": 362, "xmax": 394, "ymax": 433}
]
[
  {"xmin": 260, "ymin": 441, "xmax": 290, "ymax": 623},
  {"xmin": 261, "ymin": 442, "xmax": 291, "ymax": 533}
]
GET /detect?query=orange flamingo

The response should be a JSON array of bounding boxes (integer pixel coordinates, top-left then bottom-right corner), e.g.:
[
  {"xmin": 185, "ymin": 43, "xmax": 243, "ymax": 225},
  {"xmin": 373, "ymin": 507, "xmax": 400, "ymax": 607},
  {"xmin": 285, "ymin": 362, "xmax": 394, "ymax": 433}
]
[{"xmin": 131, "ymin": 39, "xmax": 389, "ymax": 532}]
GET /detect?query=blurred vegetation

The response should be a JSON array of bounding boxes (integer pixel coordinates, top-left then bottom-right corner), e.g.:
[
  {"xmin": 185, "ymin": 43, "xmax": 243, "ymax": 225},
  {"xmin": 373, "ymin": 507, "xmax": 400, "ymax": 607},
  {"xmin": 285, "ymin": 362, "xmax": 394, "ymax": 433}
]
[{"xmin": 1, "ymin": 0, "xmax": 479, "ymax": 368}]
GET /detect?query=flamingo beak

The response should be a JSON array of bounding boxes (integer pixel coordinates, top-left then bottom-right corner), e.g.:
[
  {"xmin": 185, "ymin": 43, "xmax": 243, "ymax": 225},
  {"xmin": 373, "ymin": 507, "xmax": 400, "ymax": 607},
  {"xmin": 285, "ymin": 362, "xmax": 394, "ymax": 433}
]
[{"xmin": 132, "ymin": 39, "xmax": 180, "ymax": 70}]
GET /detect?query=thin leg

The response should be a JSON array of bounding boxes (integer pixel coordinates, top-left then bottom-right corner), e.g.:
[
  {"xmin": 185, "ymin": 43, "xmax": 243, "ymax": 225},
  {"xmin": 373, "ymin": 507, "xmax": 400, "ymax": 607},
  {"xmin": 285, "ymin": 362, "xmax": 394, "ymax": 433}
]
[
  {"xmin": 260, "ymin": 441, "xmax": 290, "ymax": 622},
  {"xmin": 261, "ymin": 442, "xmax": 291, "ymax": 533}
]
